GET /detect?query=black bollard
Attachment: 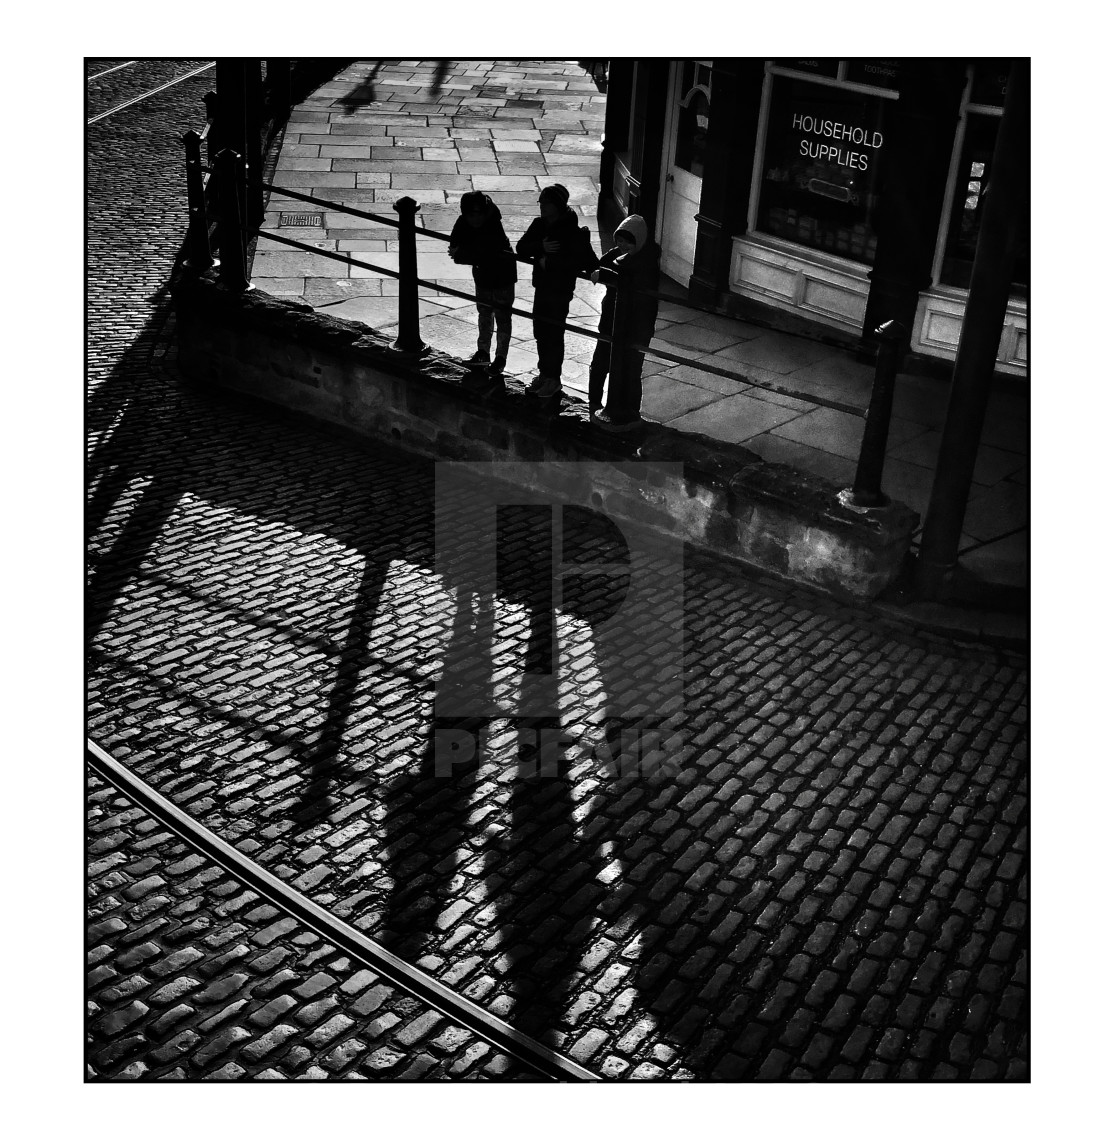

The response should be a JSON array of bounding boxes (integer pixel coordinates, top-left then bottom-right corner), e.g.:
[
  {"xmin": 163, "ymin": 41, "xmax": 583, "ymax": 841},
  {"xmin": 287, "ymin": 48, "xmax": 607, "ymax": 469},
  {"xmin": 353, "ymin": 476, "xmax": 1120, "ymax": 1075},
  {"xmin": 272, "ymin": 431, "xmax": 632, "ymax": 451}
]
[
  {"xmin": 847, "ymin": 319, "xmax": 908, "ymax": 508},
  {"xmin": 393, "ymin": 196, "xmax": 427, "ymax": 354},
  {"xmin": 182, "ymin": 130, "xmax": 214, "ymax": 271},
  {"xmin": 215, "ymin": 149, "xmax": 249, "ymax": 292}
]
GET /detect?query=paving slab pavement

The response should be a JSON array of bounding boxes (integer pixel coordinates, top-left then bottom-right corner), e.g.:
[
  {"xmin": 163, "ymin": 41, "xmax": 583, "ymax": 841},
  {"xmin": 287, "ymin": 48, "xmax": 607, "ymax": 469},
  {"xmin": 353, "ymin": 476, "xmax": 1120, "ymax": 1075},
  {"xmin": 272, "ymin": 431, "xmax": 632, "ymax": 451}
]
[{"xmin": 252, "ymin": 59, "xmax": 1027, "ymax": 593}]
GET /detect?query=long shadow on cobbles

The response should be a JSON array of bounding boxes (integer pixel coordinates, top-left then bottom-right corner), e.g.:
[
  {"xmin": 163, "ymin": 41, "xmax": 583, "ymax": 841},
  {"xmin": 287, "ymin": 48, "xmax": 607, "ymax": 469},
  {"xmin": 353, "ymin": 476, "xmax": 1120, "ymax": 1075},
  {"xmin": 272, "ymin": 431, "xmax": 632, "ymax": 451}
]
[{"xmin": 87, "ymin": 328, "xmax": 1027, "ymax": 1080}]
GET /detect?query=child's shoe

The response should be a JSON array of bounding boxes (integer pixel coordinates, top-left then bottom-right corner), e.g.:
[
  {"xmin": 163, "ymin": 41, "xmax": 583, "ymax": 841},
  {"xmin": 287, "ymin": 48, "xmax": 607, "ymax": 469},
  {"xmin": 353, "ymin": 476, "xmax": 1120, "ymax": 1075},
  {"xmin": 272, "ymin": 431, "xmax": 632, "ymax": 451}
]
[
  {"xmin": 467, "ymin": 350, "xmax": 490, "ymax": 366},
  {"xmin": 531, "ymin": 375, "xmax": 562, "ymax": 398},
  {"xmin": 488, "ymin": 356, "xmax": 506, "ymax": 377}
]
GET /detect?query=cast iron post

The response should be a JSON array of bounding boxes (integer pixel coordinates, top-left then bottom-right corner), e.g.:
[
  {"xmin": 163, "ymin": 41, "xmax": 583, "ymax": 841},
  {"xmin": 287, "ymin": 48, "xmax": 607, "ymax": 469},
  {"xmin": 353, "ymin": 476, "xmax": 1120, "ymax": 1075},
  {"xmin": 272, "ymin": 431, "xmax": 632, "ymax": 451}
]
[
  {"xmin": 243, "ymin": 61, "xmax": 265, "ymax": 231},
  {"xmin": 393, "ymin": 196, "xmax": 426, "ymax": 354},
  {"xmin": 182, "ymin": 130, "xmax": 214, "ymax": 271},
  {"xmin": 847, "ymin": 319, "xmax": 908, "ymax": 507},
  {"xmin": 915, "ymin": 59, "xmax": 1029, "ymax": 599},
  {"xmin": 215, "ymin": 149, "xmax": 249, "ymax": 292}
]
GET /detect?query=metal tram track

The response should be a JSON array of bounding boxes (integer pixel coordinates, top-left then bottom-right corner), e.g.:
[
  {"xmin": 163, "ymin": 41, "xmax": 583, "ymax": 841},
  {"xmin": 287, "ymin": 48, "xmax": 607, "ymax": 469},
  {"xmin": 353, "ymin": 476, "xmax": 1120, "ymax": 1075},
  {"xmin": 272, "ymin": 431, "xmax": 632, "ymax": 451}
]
[
  {"xmin": 86, "ymin": 738, "xmax": 599, "ymax": 1082},
  {"xmin": 86, "ymin": 61, "xmax": 216, "ymax": 126},
  {"xmin": 87, "ymin": 60, "xmax": 140, "ymax": 83}
]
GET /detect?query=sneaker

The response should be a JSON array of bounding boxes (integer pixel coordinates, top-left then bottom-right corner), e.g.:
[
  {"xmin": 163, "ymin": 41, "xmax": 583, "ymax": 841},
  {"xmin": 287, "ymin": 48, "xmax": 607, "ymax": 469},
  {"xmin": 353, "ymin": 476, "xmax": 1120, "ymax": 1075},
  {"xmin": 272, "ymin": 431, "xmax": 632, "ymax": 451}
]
[
  {"xmin": 592, "ymin": 409, "xmax": 640, "ymax": 432},
  {"xmin": 532, "ymin": 375, "xmax": 562, "ymax": 398},
  {"xmin": 467, "ymin": 350, "xmax": 490, "ymax": 366},
  {"xmin": 488, "ymin": 356, "xmax": 506, "ymax": 377}
]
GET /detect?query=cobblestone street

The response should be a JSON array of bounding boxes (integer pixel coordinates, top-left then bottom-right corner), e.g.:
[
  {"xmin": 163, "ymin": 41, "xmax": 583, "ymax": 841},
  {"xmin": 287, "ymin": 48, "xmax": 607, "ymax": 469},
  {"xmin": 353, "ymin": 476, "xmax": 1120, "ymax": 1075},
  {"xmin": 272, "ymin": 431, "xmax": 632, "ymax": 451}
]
[{"xmin": 86, "ymin": 59, "xmax": 1027, "ymax": 1083}]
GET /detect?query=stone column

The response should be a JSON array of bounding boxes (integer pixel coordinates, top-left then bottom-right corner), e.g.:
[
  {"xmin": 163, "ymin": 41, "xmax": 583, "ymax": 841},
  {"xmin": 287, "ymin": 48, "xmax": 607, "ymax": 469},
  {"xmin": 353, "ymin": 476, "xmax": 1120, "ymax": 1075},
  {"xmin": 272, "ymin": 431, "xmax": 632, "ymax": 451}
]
[
  {"xmin": 627, "ymin": 61, "xmax": 670, "ymax": 226},
  {"xmin": 598, "ymin": 59, "xmax": 634, "ymax": 224}
]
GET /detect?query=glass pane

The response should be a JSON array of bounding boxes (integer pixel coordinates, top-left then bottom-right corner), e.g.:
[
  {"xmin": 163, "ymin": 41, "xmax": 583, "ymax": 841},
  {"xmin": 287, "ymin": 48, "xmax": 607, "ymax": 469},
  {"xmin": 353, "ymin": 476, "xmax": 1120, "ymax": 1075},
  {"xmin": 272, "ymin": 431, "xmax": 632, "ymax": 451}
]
[
  {"xmin": 674, "ymin": 90, "xmax": 709, "ymax": 177},
  {"xmin": 941, "ymin": 113, "xmax": 1028, "ymax": 290},
  {"xmin": 756, "ymin": 75, "xmax": 888, "ymax": 265},
  {"xmin": 774, "ymin": 58, "xmax": 841, "ymax": 79},
  {"xmin": 697, "ymin": 64, "xmax": 711, "ymax": 89},
  {"xmin": 847, "ymin": 59, "xmax": 902, "ymax": 90}
]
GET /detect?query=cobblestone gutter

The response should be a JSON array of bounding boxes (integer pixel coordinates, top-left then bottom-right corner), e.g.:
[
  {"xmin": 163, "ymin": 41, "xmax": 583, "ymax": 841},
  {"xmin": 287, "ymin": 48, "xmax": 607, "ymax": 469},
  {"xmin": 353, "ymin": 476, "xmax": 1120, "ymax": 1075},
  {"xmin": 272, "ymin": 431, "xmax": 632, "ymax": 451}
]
[{"xmin": 173, "ymin": 273, "xmax": 917, "ymax": 601}]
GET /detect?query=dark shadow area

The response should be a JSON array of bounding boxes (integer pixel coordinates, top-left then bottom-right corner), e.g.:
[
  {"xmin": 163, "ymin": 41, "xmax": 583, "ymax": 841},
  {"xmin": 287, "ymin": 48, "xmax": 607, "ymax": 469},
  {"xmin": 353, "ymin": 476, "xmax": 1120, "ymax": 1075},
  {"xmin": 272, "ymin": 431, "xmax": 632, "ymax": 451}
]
[{"xmin": 290, "ymin": 550, "xmax": 393, "ymax": 826}]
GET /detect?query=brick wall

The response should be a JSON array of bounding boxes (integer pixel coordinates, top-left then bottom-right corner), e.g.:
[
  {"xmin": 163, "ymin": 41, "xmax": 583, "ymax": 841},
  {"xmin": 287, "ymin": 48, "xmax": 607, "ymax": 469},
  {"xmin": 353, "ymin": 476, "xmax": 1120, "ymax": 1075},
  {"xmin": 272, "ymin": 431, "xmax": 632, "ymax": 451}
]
[{"xmin": 172, "ymin": 273, "xmax": 917, "ymax": 601}]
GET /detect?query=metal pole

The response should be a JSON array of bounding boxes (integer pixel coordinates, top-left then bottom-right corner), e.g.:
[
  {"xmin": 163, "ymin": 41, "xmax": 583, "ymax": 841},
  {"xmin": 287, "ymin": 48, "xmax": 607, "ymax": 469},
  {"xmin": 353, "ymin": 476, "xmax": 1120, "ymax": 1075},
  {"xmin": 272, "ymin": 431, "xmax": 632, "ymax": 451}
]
[
  {"xmin": 182, "ymin": 130, "xmax": 214, "ymax": 271},
  {"xmin": 265, "ymin": 58, "xmax": 291, "ymax": 120},
  {"xmin": 915, "ymin": 59, "xmax": 1029, "ymax": 599},
  {"xmin": 244, "ymin": 60, "xmax": 265, "ymax": 231},
  {"xmin": 202, "ymin": 90, "xmax": 219, "ymax": 165},
  {"xmin": 846, "ymin": 319, "xmax": 907, "ymax": 507},
  {"xmin": 215, "ymin": 148, "xmax": 249, "ymax": 292},
  {"xmin": 393, "ymin": 196, "xmax": 427, "ymax": 354}
]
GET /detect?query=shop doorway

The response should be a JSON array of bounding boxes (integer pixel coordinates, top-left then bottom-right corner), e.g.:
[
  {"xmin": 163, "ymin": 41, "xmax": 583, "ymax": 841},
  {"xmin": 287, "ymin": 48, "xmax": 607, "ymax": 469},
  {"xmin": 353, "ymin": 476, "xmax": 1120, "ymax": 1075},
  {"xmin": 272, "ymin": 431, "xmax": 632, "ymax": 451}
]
[{"xmin": 657, "ymin": 61, "xmax": 712, "ymax": 286}]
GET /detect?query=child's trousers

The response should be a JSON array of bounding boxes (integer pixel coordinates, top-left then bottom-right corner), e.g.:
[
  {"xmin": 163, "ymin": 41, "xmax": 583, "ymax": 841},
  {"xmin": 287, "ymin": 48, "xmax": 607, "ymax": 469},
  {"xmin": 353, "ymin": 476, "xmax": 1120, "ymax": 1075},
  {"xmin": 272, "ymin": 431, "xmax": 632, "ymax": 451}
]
[{"xmin": 475, "ymin": 285, "xmax": 514, "ymax": 358}]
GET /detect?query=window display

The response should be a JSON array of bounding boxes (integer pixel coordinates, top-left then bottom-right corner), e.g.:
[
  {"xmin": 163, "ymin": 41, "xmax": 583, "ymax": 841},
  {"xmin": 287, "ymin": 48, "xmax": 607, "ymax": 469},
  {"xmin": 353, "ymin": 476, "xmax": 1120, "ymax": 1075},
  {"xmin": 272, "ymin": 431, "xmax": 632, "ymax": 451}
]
[{"xmin": 756, "ymin": 75, "xmax": 890, "ymax": 265}]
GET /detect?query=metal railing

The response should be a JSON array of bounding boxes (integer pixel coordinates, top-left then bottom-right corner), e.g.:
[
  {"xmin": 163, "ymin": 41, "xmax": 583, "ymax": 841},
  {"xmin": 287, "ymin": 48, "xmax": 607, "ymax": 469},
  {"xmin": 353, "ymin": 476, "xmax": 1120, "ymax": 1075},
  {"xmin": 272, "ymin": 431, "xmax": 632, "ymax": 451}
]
[{"xmin": 184, "ymin": 144, "xmax": 911, "ymax": 503}]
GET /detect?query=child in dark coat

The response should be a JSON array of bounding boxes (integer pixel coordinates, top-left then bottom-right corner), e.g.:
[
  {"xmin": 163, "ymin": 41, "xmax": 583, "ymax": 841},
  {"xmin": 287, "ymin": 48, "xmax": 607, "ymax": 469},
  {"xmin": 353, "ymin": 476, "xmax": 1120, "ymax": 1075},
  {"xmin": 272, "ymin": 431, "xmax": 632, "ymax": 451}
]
[
  {"xmin": 515, "ymin": 184, "xmax": 599, "ymax": 398},
  {"xmin": 449, "ymin": 190, "xmax": 518, "ymax": 378},
  {"xmin": 588, "ymin": 214, "xmax": 661, "ymax": 430}
]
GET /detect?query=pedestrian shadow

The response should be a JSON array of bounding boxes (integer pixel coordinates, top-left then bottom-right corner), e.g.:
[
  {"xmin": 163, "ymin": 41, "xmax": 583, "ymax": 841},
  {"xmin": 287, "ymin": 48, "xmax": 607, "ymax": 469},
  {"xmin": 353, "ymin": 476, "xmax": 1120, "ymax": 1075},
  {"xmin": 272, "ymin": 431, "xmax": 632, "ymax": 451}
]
[{"xmin": 376, "ymin": 501, "xmax": 609, "ymax": 1041}]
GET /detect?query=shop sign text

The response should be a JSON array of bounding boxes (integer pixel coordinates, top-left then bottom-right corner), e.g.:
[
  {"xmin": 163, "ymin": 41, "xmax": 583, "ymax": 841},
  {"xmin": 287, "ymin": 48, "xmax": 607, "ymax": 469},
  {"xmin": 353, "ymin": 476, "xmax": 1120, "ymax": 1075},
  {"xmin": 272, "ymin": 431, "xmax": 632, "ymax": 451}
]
[{"xmin": 792, "ymin": 112, "xmax": 884, "ymax": 171}]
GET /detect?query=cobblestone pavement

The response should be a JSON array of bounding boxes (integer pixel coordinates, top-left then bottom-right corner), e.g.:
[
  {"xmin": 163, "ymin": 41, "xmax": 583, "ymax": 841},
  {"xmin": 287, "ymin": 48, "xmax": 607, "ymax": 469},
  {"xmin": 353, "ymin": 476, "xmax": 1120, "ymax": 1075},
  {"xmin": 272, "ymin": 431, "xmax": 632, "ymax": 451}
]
[
  {"xmin": 86, "ymin": 770, "xmax": 530, "ymax": 1080},
  {"xmin": 87, "ymin": 60, "xmax": 1028, "ymax": 1081}
]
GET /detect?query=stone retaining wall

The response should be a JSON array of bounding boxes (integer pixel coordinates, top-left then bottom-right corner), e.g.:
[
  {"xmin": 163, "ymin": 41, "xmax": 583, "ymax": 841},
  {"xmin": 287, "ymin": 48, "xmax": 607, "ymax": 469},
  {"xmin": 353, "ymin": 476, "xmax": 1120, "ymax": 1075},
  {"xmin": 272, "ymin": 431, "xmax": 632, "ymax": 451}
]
[{"xmin": 172, "ymin": 272, "xmax": 918, "ymax": 601}]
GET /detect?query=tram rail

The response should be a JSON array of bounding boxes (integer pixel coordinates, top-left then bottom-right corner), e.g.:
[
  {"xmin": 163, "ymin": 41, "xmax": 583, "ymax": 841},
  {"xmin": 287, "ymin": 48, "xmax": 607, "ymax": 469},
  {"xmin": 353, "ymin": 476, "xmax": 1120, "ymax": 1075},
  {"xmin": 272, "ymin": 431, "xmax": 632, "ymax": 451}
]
[
  {"xmin": 86, "ymin": 738, "xmax": 600, "ymax": 1082},
  {"xmin": 87, "ymin": 61, "xmax": 216, "ymax": 126},
  {"xmin": 87, "ymin": 60, "xmax": 139, "ymax": 83}
]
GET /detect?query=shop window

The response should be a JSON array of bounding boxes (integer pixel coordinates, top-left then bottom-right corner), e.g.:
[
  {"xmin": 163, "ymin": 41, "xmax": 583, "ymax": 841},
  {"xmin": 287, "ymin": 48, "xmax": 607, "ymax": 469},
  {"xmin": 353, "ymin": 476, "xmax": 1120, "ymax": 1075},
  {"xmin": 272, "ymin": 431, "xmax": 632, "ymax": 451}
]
[
  {"xmin": 672, "ymin": 62, "xmax": 712, "ymax": 178},
  {"xmin": 941, "ymin": 110, "xmax": 1028, "ymax": 291},
  {"xmin": 756, "ymin": 74, "xmax": 890, "ymax": 265}
]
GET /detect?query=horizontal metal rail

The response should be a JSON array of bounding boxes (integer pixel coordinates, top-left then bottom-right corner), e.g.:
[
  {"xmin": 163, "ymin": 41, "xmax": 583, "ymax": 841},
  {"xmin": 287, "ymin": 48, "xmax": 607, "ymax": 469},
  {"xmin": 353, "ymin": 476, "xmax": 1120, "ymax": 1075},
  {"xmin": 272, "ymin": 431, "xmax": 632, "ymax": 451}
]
[
  {"xmin": 88, "ymin": 61, "xmax": 217, "ymax": 125},
  {"xmin": 86, "ymin": 738, "xmax": 599, "ymax": 1082},
  {"xmin": 255, "ymin": 225, "xmax": 865, "ymax": 415}
]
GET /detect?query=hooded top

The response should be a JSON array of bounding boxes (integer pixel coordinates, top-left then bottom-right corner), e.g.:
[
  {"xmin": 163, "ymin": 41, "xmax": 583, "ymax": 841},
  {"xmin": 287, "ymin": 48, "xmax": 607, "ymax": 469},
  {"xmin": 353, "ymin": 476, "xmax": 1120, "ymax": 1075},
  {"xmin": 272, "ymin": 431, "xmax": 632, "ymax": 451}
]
[
  {"xmin": 449, "ymin": 193, "xmax": 517, "ymax": 288},
  {"xmin": 613, "ymin": 214, "xmax": 648, "ymax": 253},
  {"xmin": 515, "ymin": 204, "xmax": 599, "ymax": 294},
  {"xmin": 595, "ymin": 214, "xmax": 661, "ymax": 343}
]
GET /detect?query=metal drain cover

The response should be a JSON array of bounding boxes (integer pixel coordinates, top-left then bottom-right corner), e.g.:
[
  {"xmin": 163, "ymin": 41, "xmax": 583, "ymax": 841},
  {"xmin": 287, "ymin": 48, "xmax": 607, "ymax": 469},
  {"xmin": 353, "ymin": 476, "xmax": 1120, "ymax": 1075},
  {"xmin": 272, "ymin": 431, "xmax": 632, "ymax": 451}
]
[{"xmin": 279, "ymin": 212, "xmax": 324, "ymax": 227}]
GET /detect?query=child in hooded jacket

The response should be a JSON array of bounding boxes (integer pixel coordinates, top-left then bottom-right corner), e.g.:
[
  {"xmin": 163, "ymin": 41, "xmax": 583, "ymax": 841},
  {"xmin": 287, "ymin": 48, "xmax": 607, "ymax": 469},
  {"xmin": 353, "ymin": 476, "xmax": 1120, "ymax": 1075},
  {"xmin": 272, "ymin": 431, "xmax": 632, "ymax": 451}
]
[
  {"xmin": 449, "ymin": 190, "xmax": 518, "ymax": 378},
  {"xmin": 588, "ymin": 214, "xmax": 661, "ymax": 430},
  {"xmin": 515, "ymin": 184, "xmax": 599, "ymax": 398}
]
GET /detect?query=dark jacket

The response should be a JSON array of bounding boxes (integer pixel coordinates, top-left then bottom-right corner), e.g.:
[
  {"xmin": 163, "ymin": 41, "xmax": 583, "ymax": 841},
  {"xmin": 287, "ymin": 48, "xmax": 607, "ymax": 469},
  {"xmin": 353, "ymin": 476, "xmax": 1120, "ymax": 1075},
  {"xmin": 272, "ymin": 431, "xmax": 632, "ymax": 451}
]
[
  {"xmin": 449, "ymin": 197, "xmax": 517, "ymax": 289},
  {"xmin": 515, "ymin": 207, "xmax": 599, "ymax": 295},
  {"xmin": 595, "ymin": 240, "xmax": 661, "ymax": 345}
]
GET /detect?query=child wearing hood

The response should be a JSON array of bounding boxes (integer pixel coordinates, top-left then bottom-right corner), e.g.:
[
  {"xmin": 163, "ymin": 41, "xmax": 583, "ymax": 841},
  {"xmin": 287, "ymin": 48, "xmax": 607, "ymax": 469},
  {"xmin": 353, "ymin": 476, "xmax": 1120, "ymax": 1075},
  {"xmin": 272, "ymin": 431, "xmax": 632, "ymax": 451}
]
[
  {"xmin": 515, "ymin": 184, "xmax": 599, "ymax": 398},
  {"xmin": 588, "ymin": 214, "xmax": 661, "ymax": 431},
  {"xmin": 449, "ymin": 190, "xmax": 517, "ymax": 378}
]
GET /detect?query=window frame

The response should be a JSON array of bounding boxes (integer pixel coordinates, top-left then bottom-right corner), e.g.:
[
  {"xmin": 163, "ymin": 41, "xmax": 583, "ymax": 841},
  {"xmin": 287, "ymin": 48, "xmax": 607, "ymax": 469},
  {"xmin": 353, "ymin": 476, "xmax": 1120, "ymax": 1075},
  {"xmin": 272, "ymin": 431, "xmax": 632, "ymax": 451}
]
[
  {"xmin": 746, "ymin": 60, "xmax": 899, "ymax": 265},
  {"xmin": 930, "ymin": 64, "xmax": 1016, "ymax": 292}
]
